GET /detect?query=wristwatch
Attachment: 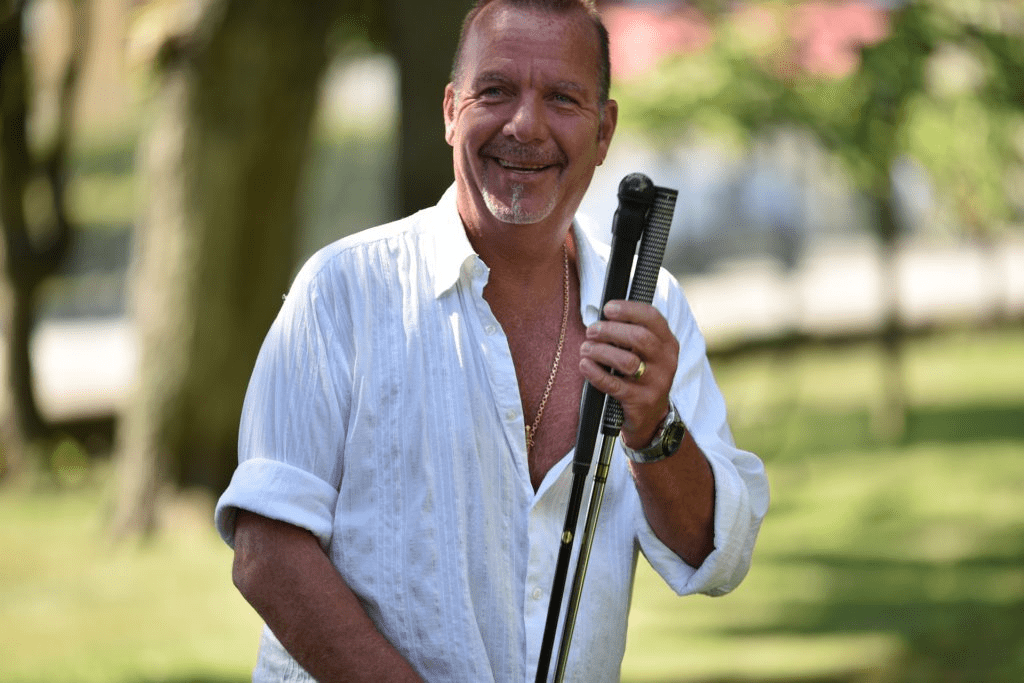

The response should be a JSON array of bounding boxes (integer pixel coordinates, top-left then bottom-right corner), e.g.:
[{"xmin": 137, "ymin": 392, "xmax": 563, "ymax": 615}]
[{"xmin": 621, "ymin": 403, "xmax": 687, "ymax": 464}]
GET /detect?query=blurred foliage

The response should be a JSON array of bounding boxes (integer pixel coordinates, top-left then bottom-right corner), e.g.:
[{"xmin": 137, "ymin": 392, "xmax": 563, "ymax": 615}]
[{"xmin": 614, "ymin": 0, "xmax": 1024, "ymax": 238}]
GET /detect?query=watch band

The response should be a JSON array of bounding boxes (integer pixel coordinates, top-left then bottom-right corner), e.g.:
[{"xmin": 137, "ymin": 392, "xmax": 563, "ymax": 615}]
[{"xmin": 620, "ymin": 403, "xmax": 686, "ymax": 464}]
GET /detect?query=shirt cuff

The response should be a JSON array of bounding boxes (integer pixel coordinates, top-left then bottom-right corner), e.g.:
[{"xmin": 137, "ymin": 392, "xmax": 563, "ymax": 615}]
[
  {"xmin": 214, "ymin": 457, "xmax": 339, "ymax": 550},
  {"xmin": 637, "ymin": 444, "xmax": 763, "ymax": 597},
  {"xmin": 636, "ymin": 519, "xmax": 698, "ymax": 593}
]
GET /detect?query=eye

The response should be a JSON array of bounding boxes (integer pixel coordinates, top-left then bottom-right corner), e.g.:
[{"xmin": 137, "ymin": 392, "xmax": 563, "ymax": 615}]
[
  {"xmin": 550, "ymin": 92, "xmax": 580, "ymax": 106},
  {"xmin": 479, "ymin": 86, "xmax": 507, "ymax": 99}
]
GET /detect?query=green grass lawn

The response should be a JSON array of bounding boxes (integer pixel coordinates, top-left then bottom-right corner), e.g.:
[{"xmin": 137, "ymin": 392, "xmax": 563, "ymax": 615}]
[
  {"xmin": 0, "ymin": 486, "xmax": 261, "ymax": 683},
  {"xmin": 2, "ymin": 329, "xmax": 1022, "ymax": 682}
]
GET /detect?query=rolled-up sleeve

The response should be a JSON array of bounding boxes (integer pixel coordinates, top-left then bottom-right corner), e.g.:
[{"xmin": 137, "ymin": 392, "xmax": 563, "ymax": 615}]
[
  {"xmin": 215, "ymin": 254, "xmax": 351, "ymax": 550},
  {"xmin": 635, "ymin": 271, "xmax": 770, "ymax": 597}
]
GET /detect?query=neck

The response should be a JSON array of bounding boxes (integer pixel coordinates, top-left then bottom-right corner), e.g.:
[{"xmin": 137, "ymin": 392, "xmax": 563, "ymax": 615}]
[
  {"xmin": 456, "ymin": 188, "xmax": 581, "ymax": 284},
  {"xmin": 477, "ymin": 229, "xmax": 576, "ymax": 313},
  {"xmin": 469, "ymin": 219, "xmax": 575, "ymax": 278}
]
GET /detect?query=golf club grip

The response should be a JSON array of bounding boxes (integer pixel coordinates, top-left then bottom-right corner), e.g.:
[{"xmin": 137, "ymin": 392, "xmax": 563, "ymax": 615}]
[
  {"xmin": 535, "ymin": 174, "xmax": 656, "ymax": 683},
  {"xmin": 601, "ymin": 186, "xmax": 678, "ymax": 435},
  {"xmin": 570, "ymin": 174, "xmax": 656, "ymax": 474}
]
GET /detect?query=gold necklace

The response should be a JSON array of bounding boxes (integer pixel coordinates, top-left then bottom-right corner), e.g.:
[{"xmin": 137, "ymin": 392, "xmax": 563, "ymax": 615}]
[{"xmin": 525, "ymin": 244, "xmax": 570, "ymax": 453}]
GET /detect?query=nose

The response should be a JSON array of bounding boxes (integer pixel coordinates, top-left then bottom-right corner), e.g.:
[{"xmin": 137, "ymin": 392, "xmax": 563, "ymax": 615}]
[{"xmin": 502, "ymin": 93, "xmax": 548, "ymax": 143}]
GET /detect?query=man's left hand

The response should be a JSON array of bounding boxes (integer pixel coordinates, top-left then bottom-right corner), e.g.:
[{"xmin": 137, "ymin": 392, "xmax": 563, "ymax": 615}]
[{"xmin": 579, "ymin": 300, "xmax": 679, "ymax": 450}]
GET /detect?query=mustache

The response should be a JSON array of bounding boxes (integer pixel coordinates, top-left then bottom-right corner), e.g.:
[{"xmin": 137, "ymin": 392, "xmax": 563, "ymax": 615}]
[{"xmin": 480, "ymin": 141, "xmax": 566, "ymax": 167}]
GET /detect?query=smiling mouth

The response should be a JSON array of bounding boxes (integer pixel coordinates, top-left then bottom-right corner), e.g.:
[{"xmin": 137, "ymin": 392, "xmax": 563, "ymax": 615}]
[{"xmin": 496, "ymin": 159, "xmax": 554, "ymax": 172}]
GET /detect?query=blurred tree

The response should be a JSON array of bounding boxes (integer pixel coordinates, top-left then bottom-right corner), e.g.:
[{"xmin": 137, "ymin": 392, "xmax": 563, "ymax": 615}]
[
  {"xmin": 0, "ymin": 0, "xmax": 86, "ymax": 480},
  {"xmin": 383, "ymin": 0, "xmax": 464, "ymax": 215},
  {"xmin": 111, "ymin": 0, "xmax": 345, "ymax": 536},
  {"xmin": 112, "ymin": 0, "xmax": 464, "ymax": 536},
  {"xmin": 614, "ymin": 0, "xmax": 1024, "ymax": 440}
]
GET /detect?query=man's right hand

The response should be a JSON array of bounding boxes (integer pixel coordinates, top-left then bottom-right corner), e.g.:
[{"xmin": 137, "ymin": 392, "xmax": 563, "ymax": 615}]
[{"xmin": 232, "ymin": 510, "xmax": 423, "ymax": 682}]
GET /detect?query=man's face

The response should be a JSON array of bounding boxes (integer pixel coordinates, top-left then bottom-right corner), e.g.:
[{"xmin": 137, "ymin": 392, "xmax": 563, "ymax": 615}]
[{"xmin": 444, "ymin": 5, "xmax": 617, "ymax": 235}]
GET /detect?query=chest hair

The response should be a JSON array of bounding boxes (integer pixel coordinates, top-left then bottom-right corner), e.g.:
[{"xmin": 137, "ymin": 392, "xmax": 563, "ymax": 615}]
[{"xmin": 498, "ymin": 296, "xmax": 587, "ymax": 491}]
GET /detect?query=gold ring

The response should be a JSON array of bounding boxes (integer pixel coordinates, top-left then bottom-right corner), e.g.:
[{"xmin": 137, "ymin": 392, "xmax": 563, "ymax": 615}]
[{"xmin": 631, "ymin": 360, "xmax": 646, "ymax": 381}]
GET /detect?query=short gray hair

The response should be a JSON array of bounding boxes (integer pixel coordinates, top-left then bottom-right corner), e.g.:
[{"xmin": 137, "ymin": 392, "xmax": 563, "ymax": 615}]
[{"xmin": 449, "ymin": 0, "xmax": 611, "ymax": 105}]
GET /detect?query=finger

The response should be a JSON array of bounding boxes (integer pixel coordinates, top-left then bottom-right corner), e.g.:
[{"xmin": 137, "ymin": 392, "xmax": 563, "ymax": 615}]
[
  {"xmin": 579, "ymin": 357, "xmax": 633, "ymax": 397},
  {"xmin": 603, "ymin": 300, "xmax": 672, "ymax": 337},
  {"xmin": 631, "ymin": 359, "xmax": 647, "ymax": 381},
  {"xmin": 580, "ymin": 356, "xmax": 668, "ymax": 441},
  {"xmin": 580, "ymin": 340, "xmax": 645, "ymax": 379},
  {"xmin": 586, "ymin": 319, "xmax": 661, "ymax": 357}
]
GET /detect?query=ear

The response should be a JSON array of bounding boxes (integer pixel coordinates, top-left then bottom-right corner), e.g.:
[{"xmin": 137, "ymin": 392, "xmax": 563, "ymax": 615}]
[
  {"xmin": 443, "ymin": 84, "xmax": 457, "ymax": 146},
  {"xmin": 595, "ymin": 99, "xmax": 618, "ymax": 166}
]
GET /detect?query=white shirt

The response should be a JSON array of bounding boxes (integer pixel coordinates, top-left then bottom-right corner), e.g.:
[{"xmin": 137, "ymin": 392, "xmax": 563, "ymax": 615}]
[{"xmin": 215, "ymin": 185, "xmax": 769, "ymax": 683}]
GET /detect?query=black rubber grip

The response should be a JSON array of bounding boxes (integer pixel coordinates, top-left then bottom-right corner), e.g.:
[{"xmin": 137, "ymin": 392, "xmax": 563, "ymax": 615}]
[{"xmin": 601, "ymin": 186, "xmax": 678, "ymax": 435}]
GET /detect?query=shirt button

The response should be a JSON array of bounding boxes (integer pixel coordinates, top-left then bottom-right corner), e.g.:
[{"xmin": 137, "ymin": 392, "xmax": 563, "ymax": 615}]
[
  {"xmin": 485, "ymin": 324, "xmax": 497, "ymax": 335},
  {"xmin": 531, "ymin": 587, "xmax": 543, "ymax": 600},
  {"xmin": 505, "ymin": 409, "xmax": 517, "ymax": 421}
]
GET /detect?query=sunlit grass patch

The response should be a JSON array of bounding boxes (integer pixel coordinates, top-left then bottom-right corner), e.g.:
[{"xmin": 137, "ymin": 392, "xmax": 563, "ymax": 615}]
[{"xmin": 0, "ymin": 482, "xmax": 262, "ymax": 683}]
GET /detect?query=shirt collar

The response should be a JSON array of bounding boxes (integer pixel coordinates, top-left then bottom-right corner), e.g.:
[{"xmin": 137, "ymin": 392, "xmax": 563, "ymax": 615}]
[
  {"xmin": 572, "ymin": 213, "xmax": 611, "ymax": 325},
  {"xmin": 430, "ymin": 184, "xmax": 479, "ymax": 299},
  {"xmin": 429, "ymin": 182, "xmax": 611, "ymax": 320}
]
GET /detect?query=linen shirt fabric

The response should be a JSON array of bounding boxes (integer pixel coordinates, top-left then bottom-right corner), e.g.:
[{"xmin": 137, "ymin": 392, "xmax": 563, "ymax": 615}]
[{"xmin": 215, "ymin": 185, "xmax": 769, "ymax": 683}]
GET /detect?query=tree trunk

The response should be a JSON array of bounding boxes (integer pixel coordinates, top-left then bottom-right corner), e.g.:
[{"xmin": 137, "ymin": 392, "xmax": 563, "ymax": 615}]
[
  {"xmin": 383, "ymin": 0, "xmax": 464, "ymax": 215},
  {"xmin": 872, "ymin": 187, "xmax": 906, "ymax": 443},
  {"xmin": 112, "ymin": 0, "xmax": 337, "ymax": 536},
  {"xmin": 0, "ymin": 0, "xmax": 81, "ymax": 480},
  {"xmin": 112, "ymin": 0, "xmax": 468, "ymax": 535}
]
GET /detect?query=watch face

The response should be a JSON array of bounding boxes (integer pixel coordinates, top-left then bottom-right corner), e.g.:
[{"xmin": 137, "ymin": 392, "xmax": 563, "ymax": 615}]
[{"xmin": 662, "ymin": 421, "xmax": 686, "ymax": 455}]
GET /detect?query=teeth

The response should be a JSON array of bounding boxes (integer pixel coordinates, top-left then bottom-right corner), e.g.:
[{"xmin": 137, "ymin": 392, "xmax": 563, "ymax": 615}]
[{"xmin": 498, "ymin": 159, "xmax": 547, "ymax": 171}]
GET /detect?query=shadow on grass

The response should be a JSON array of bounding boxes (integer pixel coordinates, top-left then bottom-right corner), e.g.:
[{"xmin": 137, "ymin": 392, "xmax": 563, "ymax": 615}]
[
  {"xmin": 738, "ymin": 400, "xmax": 1024, "ymax": 462},
  {"xmin": 721, "ymin": 550, "xmax": 1024, "ymax": 683},
  {"xmin": 906, "ymin": 403, "xmax": 1024, "ymax": 445},
  {"xmin": 721, "ymin": 396, "xmax": 1024, "ymax": 681}
]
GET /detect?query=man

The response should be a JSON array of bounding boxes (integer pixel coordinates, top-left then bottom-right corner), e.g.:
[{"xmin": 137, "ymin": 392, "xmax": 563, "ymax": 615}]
[{"xmin": 215, "ymin": 0, "xmax": 769, "ymax": 681}]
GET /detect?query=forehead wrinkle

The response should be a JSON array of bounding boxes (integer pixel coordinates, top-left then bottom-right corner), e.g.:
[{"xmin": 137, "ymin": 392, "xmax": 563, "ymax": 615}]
[
  {"xmin": 470, "ymin": 58, "xmax": 593, "ymax": 96},
  {"xmin": 552, "ymin": 79, "xmax": 587, "ymax": 95},
  {"xmin": 473, "ymin": 70, "xmax": 514, "ymax": 86},
  {"xmin": 473, "ymin": 70, "xmax": 587, "ymax": 93}
]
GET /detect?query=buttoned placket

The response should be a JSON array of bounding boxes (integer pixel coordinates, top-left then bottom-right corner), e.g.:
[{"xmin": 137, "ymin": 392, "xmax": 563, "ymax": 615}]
[
  {"xmin": 459, "ymin": 252, "xmax": 598, "ymax": 680},
  {"xmin": 453, "ymin": 229, "xmax": 635, "ymax": 680},
  {"xmin": 461, "ymin": 255, "xmax": 535, "ymax": 494}
]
